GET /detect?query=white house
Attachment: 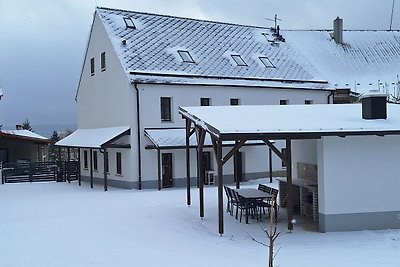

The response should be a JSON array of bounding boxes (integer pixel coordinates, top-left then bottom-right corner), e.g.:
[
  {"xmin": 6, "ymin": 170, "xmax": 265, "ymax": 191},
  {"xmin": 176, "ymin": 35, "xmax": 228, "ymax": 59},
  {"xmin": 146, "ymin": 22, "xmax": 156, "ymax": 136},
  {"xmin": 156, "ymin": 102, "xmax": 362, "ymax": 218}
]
[
  {"xmin": 180, "ymin": 94, "xmax": 400, "ymax": 233},
  {"xmin": 56, "ymin": 7, "xmax": 335, "ymax": 190}
]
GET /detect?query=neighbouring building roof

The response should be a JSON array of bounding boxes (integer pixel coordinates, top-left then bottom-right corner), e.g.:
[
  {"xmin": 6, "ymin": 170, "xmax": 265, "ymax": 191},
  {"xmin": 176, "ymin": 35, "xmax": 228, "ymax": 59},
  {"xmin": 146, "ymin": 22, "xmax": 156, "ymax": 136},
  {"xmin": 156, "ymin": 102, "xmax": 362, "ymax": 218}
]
[
  {"xmin": 96, "ymin": 7, "xmax": 328, "ymax": 88},
  {"xmin": 0, "ymin": 130, "xmax": 48, "ymax": 143},
  {"xmin": 284, "ymin": 30, "xmax": 400, "ymax": 94},
  {"xmin": 179, "ymin": 104, "xmax": 400, "ymax": 139},
  {"xmin": 55, "ymin": 126, "xmax": 130, "ymax": 148}
]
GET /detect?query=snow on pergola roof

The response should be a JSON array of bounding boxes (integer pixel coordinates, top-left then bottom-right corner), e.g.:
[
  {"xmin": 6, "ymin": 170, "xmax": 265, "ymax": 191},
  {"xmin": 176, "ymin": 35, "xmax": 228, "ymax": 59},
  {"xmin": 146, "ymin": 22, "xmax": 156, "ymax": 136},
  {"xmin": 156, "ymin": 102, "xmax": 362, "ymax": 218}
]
[
  {"xmin": 179, "ymin": 104, "xmax": 400, "ymax": 140},
  {"xmin": 55, "ymin": 126, "xmax": 130, "ymax": 148},
  {"xmin": 0, "ymin": 130, "xmax": 48, "ymax": 143}
]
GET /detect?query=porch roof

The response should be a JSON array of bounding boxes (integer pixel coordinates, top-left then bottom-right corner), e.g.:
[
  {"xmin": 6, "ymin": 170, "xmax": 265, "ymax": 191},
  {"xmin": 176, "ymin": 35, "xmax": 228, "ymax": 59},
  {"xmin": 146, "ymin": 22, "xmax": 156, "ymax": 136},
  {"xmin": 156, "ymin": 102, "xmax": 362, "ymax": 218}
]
[
  {"xmin": 0, "ymin": 130, "xmax": 49, "ymax": 144},
  {"xmin": 55, "ymin": 126, "xmax": 130, "ymax": 149}
]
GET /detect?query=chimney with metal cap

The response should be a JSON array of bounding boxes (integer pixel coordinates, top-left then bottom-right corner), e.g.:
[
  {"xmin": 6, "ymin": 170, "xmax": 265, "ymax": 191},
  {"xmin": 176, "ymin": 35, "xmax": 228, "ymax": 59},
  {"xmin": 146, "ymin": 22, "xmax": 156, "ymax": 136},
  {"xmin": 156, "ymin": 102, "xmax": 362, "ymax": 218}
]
[
  {"xmin": 360, "ymin": 91, "xmax": 387, "ymax": 120},
  {"xmin": 333, "ymin": 17, "xmax": 343, "ymax": 44}
]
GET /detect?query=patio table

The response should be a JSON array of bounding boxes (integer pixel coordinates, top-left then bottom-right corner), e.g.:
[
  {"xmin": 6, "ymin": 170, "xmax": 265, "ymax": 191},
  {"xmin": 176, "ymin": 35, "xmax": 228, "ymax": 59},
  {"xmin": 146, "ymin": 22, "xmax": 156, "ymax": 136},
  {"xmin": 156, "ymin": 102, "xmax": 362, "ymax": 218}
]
[{"xmin": 233, "ymin": 188, "xmax": 272, "ymax": 224}]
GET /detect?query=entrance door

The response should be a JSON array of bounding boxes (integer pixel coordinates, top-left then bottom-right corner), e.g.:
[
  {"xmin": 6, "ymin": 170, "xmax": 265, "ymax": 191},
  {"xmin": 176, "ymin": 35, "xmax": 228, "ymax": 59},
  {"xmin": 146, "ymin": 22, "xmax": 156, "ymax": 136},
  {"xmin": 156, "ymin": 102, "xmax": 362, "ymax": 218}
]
[
  {"xmin": 0, "ymin": 149, "xmax": 8, "ymax": 163},
  {"xmin": 162, "ymin": 153, "xmax": 173, "ymax": 188},
  {"xmin": 234, "ymin": 152, "xmax": 243, "ymax": 183}
]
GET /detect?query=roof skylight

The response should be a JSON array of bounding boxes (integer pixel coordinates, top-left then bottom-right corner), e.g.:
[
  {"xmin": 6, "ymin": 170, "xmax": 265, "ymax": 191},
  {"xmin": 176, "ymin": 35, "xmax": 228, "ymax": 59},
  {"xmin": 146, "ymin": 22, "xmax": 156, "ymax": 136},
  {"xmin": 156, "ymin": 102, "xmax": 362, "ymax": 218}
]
[
  {"xmin": 123, "ymin": 17, "xmax": 136, "ymax": 29},
  {"xmin": 259, "ymin": 56, "xmax": 275, "ymax": 68},
  {"xmin": 231, "ymin": 55, "xmax": 247, "ymax": 66},
  {"xmin": 177, "ymin": 50, "xmax": 195, "ymax": 63}
]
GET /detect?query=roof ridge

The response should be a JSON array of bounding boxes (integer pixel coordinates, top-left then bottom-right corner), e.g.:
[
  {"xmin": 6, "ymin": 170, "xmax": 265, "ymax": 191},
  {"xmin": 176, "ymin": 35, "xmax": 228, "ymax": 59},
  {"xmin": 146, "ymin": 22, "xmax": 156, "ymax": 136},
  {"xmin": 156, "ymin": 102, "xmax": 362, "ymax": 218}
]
[
  {"xmin": 284, "ymin": 29, "xmax": 400, "ymax": 32},
  {"xmin": 96, "ymin": 6, "xmax": 270, "ymax": 30}
]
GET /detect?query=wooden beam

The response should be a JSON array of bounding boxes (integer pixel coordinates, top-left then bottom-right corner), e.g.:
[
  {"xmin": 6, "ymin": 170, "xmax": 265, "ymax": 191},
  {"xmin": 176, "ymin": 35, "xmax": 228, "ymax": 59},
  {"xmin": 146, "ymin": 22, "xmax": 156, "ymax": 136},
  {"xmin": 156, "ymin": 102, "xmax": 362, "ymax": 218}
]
[
  {"xmin": 197, "ymin": 128, "xmax": 206, "ymax": 218},
  {"xmin": 106, "ymin": 144, "xmax": 131, "ymax": 149},
  {"xmin": 103, "ymin": 148, "xmax": 108, "ymax": 191},
  {"xmin": 286, "ymin": 139, "xmax": 293, "ymax": 231},
  {"xmin": 221, "ymin": 138, "xmax": 247, "ymax": 165},
  {"xmin": 216, "ymin": 139, "xmax": 224, "ymax": 236},
  {"xmin": 269, "ymin": 148, "xmax": 273, "ymax": 183},
  {"xmin": 263, "ymin": 139, "xmax": 286, "ymax": 163},
  {"xmin": 185, "ymin": 119, "xmax": 191, "ymax": 206},
  {"xmin": 78, "ymin": 148, "xmax": 81, "ymax": 186},
  {"xmin": 67, "ymin": 147, "xmax": 71, "ymax": 183},
  {"xmin": 90, "ymin": 149, "xmax": 93, "ymax": 189},
  {"xmin": 157, "ymin": 149, "xmax": 161, "ymax": 191}
]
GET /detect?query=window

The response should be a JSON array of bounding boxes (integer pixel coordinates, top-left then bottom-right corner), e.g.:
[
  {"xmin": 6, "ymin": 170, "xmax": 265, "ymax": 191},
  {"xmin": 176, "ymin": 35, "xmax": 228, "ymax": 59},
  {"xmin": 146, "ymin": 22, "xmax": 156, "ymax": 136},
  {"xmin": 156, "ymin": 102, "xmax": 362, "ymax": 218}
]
[
  {"xmin": 105, "ymin": 152, "xmax": 109, "ymax": 173},
  {"xmin": 259, "ymin": 56, "xmax": 275, "ymax": 68},
  {"xmin": 161, "ymin": 97, "xmax": 172, "ymax": 122},
  {"xmin": 93, "ymin": 151, "xmax": 98, "ymax": 171},
  {"xmin": 280, "ymin": 99, "xmax": 289, "ymax": 105},
  {"xmin": 281, "ymin": 148, "xmax": 287, "ymax": 168},
  {"xmin": 230, "ymin": 98, "xmax": 239, "ymax": 105},
  {"xmin": 305, "ymin": 100, "xmax": 314, "ymax": 105},
  {"xmin": 116, "ymin": 152, "xmax": 122, "ymax": 175},
  {"xmin": 231, "ymin": 54, "xmax": 247, "ymax": 66},
  {"xmin": 200, "ymin": 98, "xmax": 210, "ymax": 106},
  {"xmin": 83, "ymin": 150, "xmax": 88, "ymax": 169},
  {"xmin": 202, "ymin": 151, "xmax": 212, "ymax": 171},
  {"xmin": 90, "ymin": 57, "xmax": 95, "ymax": 76},
  {"xmin": 177, "ymin": 50, "xmax": 195, "ymax": 63},
  {"xmin": 101, "ymin": 52, "xmax": 106, "ymax": 71},
  {"xmin": 123, "ymin": 17, "xmax": 136, "ymax": 29}
]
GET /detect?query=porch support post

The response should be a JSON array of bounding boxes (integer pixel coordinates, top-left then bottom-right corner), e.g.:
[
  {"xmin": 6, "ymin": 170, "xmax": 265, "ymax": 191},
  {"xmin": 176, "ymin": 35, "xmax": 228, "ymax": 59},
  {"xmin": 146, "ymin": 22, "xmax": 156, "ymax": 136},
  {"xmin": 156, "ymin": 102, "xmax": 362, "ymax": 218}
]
[
  {"xmin": 90, "ymin": 148, "xmax": 93, "ymax": 188},
  {"xmin": 185, "ymin": 119, "xmax": 192, "ymax": 206},
  {"xmin": 235, "ymin": 140, "xmax": 240, "ymax": 189},
  {"xmin": 286, "ymin": 139, "xmax": 293, "ymax": 231},
  {"xmin": 269, "ymin": 147, "xmax": 273, "ymax": 183},
  {"xmin": 78, "ymin": 148, "xmax": 81, "ymax": 186},
  {"xmin": 157, "ymin": 148, "xmax": 161, "ymax": 191},
  {"xmin": 216, "ymin": 139, "xmax": 224, "ymax": 236},
  {"xmin": 103, "ymin": 147, "xmax": 108, "ymax": 192},
  {"xmin": 67, "ymin": 147, "xmax": 71, "ymax": 183},
  {"xmin": 196, "ymin": 127, "xmax": 206, "ymax": 219}
]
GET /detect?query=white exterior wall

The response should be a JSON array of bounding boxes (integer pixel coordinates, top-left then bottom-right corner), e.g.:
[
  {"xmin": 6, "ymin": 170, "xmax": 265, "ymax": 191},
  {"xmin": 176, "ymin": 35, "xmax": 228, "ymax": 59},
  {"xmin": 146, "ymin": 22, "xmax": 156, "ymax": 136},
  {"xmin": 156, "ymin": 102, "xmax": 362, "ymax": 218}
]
[
  {"xmin": 76, "ymin": 12, "xmax": 139, "ymax": 186},
  {"xmin": 138, "ymin": 83, "xmax": 330, "ymax": 185},
  {"xmin": 291, "ymin": 139, "xmax": 318, "ymax": 179}
]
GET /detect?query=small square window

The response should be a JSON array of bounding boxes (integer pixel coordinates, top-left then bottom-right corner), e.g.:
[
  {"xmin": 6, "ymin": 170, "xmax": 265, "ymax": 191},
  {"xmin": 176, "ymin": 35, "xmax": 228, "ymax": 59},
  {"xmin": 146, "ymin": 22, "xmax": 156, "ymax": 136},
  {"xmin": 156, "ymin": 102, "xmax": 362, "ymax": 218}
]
[
  {"xmin": 280, "ymin": 99, "xmax": 289, "ymax": 105},
  {"xmin": 200, "ymin": 98, "xmax": 210, "ymax": 106},
  {"xmin": 177, "ymin": 50, "xmax": 195, "ymax": 63},
  {"xmin": 123, "ymin": 17, "xmax": 136, "ymax": 29},
  {"xmin": 305, "ymin": 100, "xmax": 314, "ymax": 105},
  {"xmin": 259, "ymin": 56, "xmax": 275, "ymax": 68},
  {"xmin": 101, "ymin": 52, "xmax": 106, "ymax": 71},
  {"xmin": 90, "ymin": 57, "xmax": 95, "ymax": 76},
  {"xmin": 231, "ymin": 54, "xmax": 247, "ymax": 66},
  {"xmin": 230, "ymin": 98, "xmax": 239, "ymax": 105}
]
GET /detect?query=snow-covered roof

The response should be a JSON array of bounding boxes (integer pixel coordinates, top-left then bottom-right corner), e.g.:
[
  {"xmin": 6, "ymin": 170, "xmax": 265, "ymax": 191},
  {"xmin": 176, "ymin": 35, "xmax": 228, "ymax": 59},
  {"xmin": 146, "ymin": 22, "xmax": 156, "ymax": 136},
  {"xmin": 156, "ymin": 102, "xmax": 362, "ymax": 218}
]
[
  {"xmin": 179, "ymin": 104, "xmax": 400, "ymax": 139},
  {"xmin": 55, "ymin": 126, "xmax": 130, "ymax": 148},
  {"xmin": 144, "ymin": 128, "xmax": 267, "ymax": 149},
  {"xmin": 284, "ymin": 30, "xmax": 400, "ymax": 94},
  {"xmin": 0, "ymin": 130, "xmax": 48, "ymax": 142},
  {"xmin": 96, "ymin": 7, "xmax": 327, "ymax": 88}
]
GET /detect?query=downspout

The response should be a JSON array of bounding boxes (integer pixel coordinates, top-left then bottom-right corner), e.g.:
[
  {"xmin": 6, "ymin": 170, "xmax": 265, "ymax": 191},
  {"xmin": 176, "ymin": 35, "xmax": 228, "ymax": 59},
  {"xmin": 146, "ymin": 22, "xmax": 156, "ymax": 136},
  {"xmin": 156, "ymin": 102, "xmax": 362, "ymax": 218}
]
[
  {"xmin": 134, "ymin": 82, "xmax": 142, "ymax": 190},
  {"xmin": 327, "ymin": 90, "xmax": 335, "ymax": 104}
]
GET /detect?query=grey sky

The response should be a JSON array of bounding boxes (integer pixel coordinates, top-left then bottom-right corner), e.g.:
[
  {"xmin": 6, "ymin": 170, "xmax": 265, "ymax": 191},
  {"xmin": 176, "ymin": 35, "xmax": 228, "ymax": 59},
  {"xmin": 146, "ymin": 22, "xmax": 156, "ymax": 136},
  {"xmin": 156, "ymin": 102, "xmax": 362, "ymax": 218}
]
[{"xmin": 0, "ymin": 0, "xmax": 398, "ymax": 127}]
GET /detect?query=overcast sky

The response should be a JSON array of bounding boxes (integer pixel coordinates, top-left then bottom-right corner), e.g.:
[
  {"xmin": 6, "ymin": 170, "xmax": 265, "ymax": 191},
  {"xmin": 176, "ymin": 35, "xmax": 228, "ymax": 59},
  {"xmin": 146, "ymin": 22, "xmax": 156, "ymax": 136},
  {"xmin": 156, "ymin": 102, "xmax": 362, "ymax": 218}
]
[{"xmin": 0, "ymin": 0, "xmax": 399, "ymax": 127}]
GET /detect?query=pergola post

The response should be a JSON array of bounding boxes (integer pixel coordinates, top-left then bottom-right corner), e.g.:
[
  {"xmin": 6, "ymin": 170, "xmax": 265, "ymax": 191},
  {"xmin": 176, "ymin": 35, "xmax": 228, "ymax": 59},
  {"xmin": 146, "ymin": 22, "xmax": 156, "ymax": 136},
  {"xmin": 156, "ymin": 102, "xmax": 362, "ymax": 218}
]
[
  {"xmin": 90, "ymin": 148, "xmax": 93, "ymax": 188},
  {"xmin": 286, "ymin": 139, "xmax": 293, "ymax": 231},
  {"xmin": 157, "ymin": 148, "xmax": 161, "ymax": 190},
  {"xmin": 67, "ymin": 147, "xmax": 71, "ymax": 183},
  {"xmin": 216, "ymin": 139, "xmax": 224, "ymax": 236},
  {"xmin": 185, "ymin": 119, "xmax": 191, "ymax": 206},
  {"xmin": 235, "ymin": 140, "xmax": 240, "ymax": 189},
  {"xmin": 103, "ymin": 147, "xmax": 108, "ymax": 191},
  {"xmin": 269, "ymin": 147, "xmax": 273, "ymax": 183},
  {"xmin": 196, "ymin": 128, "xmax": 206, "ymax": 218},
  {"xmin": 78, "ymin": 148, "xmax": 81, "ymax": 186}
]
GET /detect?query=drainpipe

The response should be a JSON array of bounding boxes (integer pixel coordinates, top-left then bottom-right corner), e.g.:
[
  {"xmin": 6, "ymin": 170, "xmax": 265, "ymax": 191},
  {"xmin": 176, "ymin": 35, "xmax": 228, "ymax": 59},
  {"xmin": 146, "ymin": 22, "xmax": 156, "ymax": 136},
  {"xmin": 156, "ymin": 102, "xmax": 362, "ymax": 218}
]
[
  {"xmin": 134, "ymin": 82, "xmax": 142, "ymax": 190},
  {"xmin": 327, "ymin": 91, "xmax": 335, "ymax": 104}
]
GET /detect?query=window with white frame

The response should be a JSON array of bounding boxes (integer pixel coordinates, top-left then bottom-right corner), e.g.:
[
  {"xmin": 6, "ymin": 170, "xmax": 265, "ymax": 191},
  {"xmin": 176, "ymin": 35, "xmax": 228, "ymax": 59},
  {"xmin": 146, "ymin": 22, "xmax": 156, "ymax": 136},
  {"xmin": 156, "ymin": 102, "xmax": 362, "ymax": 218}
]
[{"xmin": 161, "ymin": 97, "xmax": 172, "ymax": 122}]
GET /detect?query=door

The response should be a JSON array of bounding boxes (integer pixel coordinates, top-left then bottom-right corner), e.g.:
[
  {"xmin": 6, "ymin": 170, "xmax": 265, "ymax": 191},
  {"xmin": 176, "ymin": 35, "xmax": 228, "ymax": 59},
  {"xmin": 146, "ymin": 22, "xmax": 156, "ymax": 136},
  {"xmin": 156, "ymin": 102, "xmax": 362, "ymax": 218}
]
[
  {"xmin": 162, "ymin": 153, "xmax": 173, "ymax": 188},
  {"xmin": 0, "ymin": 149, "xmax": 8, "ymax": 163},
  {"xmin": 234, "ymin": 152, "xmax": 243, "ymax": 183}
]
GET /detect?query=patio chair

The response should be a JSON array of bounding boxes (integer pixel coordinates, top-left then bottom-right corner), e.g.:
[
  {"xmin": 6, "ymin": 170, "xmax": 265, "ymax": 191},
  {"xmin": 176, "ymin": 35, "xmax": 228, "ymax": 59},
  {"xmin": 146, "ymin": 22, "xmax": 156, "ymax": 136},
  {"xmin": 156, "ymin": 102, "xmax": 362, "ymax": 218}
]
[
  {"xmin": 258, "ymin": 184, "xmax": 272, "ymax": 194},
  {"xmin": 224, "ymin": 186, "xmax": 235, "ymax": 215},
  {"xmin": 232, "ymin": 191, "xmax": 258, "ymax": 223}
]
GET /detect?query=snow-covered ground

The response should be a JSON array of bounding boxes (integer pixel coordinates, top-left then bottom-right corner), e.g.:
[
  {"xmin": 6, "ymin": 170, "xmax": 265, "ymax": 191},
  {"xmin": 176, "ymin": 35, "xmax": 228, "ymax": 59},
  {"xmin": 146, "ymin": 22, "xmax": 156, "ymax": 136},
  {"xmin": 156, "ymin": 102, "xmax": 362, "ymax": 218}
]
[{"xmin": 1, "ymin": 179, "xmax": 399, "ymax": 267}]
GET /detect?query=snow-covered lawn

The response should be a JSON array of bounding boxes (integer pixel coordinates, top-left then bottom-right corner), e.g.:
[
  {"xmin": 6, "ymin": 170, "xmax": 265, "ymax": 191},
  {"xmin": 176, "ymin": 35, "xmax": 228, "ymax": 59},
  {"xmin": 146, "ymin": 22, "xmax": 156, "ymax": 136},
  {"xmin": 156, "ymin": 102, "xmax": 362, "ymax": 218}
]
[{"xmin": 1, "ymin": 179, "xmax": 399, "ymax": 267}]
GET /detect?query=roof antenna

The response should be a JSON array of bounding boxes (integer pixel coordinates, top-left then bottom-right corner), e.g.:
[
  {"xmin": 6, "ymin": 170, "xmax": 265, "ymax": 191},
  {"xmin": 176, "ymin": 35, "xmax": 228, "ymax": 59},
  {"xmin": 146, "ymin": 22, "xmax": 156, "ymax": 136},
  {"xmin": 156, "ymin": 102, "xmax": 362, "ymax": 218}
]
[
  {"xmin": 390, "ymin": 0, "xmax": 395, "ymax": 30},
  {"xmin": 266, "ymin": 14, "xmax": 282, "ymax": 32}
]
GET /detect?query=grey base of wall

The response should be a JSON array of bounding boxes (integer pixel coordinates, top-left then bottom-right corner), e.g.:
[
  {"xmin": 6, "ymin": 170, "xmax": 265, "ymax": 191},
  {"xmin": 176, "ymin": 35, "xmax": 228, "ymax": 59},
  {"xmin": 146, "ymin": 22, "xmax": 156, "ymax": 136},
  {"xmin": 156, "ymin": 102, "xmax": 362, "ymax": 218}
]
[
  {"xmin": 319, "ymin": 211, "xmax": 400, "ymax": 232},
  {"xmin": 81, "ymin": 171, "xmax": 285, "ymax": 190}
]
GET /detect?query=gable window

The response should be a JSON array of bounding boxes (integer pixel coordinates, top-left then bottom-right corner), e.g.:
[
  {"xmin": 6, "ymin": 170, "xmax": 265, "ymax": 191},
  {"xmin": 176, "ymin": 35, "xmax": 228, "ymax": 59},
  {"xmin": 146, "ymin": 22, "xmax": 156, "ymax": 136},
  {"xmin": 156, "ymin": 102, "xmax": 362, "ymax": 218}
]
[
  {"xmin": 231, "ymin": 54, "xmax": 247, "ymax": 66},
  {"xmin": 116, "ymin": 152, "xmax": 122, "ymax": 175},
  {"xmin": 177, "ymin": 50, "xmax": 195, "ymax": 63},
  {"xmin": 259, "ymin": 56, "xmax": 275, "ymax": 68},
  {"xmin": 230, "ymin": 98, "xmax": 239, "ymax": 105},
  {"xmin": 123, "ymin": 17, "xmax": 136, "ymax": 29},
  {"xmin": 93, "ymin": 151, "xmax": 98, "ymax": 171},
  {"xmin": 161, "ymin": 97, "xmax": 172, "ymax": 122},
  {"xmin": 90, "ymin": 57, "xmax": 95, "ymax": 76},
  {"xmin": 200, "ymin": 98, "xmax": 210, "ymax": 106},
  {"xmin": 101, "ymin": 52, "xmax": 106, "ymax": 71},
  {"xmin": 305, "ymin": 100, "xmax": 314, "ymax": 105},
  {"xmin": 83, "ymin": 150, "xmax": 88, "ymax": 169},
  {"xmin": 280, "ymin": 99, "xmax": 289, "ymax": 105}
]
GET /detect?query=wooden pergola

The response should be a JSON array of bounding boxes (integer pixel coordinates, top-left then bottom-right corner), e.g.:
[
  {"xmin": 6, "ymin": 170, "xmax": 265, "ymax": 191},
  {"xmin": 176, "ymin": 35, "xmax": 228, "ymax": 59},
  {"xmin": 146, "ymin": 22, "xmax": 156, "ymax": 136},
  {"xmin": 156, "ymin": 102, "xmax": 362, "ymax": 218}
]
[{"xmin": 179, "ymin": 103, "xmax": 400, "ymax": 235}]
